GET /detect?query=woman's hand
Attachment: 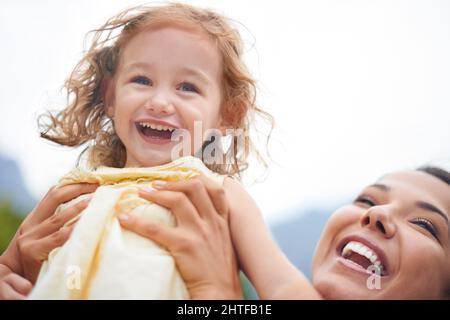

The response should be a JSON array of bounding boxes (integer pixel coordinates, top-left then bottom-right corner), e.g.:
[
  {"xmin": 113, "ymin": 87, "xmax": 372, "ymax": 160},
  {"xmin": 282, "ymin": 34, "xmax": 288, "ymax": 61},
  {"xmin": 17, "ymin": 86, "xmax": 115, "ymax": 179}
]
[
  {"xmin": 118, "ymin": 175, "xmax": 242, "ymax": 300},
  {"xmin": 0, "ymin": 264, "xmax": 32, "ymax": 300},
  {"xmin": 1, "ymin": 183, "xmax": 98, "ymax": 284}
]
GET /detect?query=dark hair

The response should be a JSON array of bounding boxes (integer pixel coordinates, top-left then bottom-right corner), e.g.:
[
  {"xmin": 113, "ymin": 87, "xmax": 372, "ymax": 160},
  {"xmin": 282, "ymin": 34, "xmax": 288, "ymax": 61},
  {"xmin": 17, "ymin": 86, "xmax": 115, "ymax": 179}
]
[
  {"xmin": 417, "ymin": 165, "xmax": 450, "ymax": 298},
  {"xmin": 417, "ymin": 166, "xmax": 450, "ymax": 185}
]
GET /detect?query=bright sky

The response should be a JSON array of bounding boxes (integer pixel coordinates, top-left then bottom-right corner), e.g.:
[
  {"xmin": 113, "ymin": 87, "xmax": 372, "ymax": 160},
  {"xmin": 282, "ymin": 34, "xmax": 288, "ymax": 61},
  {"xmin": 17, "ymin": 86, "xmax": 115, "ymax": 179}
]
[{"xmin": 1, "ymin": 0, "xmax": 449, "ymax": 224}]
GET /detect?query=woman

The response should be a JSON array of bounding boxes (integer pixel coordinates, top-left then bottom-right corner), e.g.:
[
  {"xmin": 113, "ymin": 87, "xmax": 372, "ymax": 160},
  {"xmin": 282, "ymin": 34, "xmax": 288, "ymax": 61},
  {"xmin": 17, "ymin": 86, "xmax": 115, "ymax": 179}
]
[{"xmin": 120, "ymin": 165, "xmax": 450, "ymax": 299}]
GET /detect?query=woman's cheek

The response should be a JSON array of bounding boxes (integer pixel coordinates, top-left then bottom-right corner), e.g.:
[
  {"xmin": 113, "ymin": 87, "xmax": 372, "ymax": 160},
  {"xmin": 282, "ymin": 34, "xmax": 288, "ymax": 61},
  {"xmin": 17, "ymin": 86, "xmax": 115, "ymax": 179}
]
[
  {"xmin": 324, "ymin": 206, "xmax": 361, "ymax": 238},
  {"xmin": 401, "ymin": 229, "xmax": 446, "ymax": 276},
  {"xmin": 313, "ymin": 207, "xmax": 362, "ymax": 264},
  {"xmin": 390, "ymin": 229, "xmax": 449, "ymax": 299}
]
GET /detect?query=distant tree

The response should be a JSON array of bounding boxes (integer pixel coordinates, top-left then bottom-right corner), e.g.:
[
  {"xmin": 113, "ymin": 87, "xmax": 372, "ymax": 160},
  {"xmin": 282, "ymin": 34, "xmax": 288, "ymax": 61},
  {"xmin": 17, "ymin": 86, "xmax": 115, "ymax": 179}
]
[{"xmin": 0, "ymin": 200, "xmax": 24, "ymax": 254}]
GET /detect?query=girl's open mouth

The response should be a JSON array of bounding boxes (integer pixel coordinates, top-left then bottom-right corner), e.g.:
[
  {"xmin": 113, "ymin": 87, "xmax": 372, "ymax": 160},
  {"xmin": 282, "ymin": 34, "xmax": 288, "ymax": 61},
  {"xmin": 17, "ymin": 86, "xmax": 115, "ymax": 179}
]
[{"xmin": 135, "ymin": 122, "xmax": 176, "ymax": 144}]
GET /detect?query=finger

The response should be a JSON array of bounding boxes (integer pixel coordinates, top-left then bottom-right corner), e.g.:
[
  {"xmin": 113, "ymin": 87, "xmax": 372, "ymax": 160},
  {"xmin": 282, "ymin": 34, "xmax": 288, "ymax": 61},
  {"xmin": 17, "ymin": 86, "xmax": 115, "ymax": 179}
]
[
  {"xmin": 118, "ymin": 214, "xmax": 179, "ymax": 249},
  {"xmin": 152, "ymin": 178, "xmax": 217, "ymax": 221},
  {"xmin": 192, "ymin": 175, "xmax": 229, "ymax": 218},
  {"xmin": 42, "ymin": 224, "xmax": 75, "ymax": 253},
  {"xmin": 33, "ymin": 225, "xmax": 75, "ymax": 263},
  {"xmin": 32, "ymin": 183, "xmax": 98, "ymax": 224},
  {"xmin": 21, "ymin": 225, "xmax": 75, "ymax": 284},
  {"xmin": 48, "ymin": 198, "xmax": 89, "ymax": 230},
  {"xmin": 28, "ymin": 199, "xmax": 89, "ymax": 239},
  {"xmin": 1, "ymin": 282, "xmax": 27, "ymax": 300},
  {"xmin": 138, "ymin": 189, "xmax": 202, "ymax": 227},
  {"xmin": 4, "ymin": 273, "xmax": 33, "ymax": 295},
  {"xmin": 153, "ymin": 175, "xmax": 229, "ymax": 218}
]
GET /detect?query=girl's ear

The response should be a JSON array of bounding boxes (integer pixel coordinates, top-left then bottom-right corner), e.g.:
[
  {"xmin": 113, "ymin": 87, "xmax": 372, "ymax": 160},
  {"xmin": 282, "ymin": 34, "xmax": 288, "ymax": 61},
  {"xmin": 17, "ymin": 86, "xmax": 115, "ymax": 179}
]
[{"xmin": 102, "ymin": 76, "xmax": 115, "ymax": 118}]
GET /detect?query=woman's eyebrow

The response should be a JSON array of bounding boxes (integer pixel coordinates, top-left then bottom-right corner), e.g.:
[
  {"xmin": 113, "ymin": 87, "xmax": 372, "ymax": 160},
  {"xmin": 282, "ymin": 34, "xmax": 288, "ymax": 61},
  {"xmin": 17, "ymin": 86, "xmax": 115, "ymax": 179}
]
[
  {"xmin": 368, "ymin": 183, "xmax": 390, "ymax": 192},
  {"xmin": 416, "ymin": 201, "xmax": 449, "ymax": 225}
]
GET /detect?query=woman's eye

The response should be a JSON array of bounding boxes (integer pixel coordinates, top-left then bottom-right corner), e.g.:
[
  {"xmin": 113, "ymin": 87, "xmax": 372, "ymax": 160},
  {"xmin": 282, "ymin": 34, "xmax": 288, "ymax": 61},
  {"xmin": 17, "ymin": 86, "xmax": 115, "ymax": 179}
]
[
  {"xmin": 178, "ymin": 82, "xmax": 199, "ymax": 93},
  {"xmin": 131, "ymin": 76, "xmax": 151, "ymax": 86},
  {"xmin": 354, "ymin": 196, "xmax": 376, "ymax": 207},
  {"xmin": 411, "ymin": 218, "xmax": 439, "ymax": 240}
]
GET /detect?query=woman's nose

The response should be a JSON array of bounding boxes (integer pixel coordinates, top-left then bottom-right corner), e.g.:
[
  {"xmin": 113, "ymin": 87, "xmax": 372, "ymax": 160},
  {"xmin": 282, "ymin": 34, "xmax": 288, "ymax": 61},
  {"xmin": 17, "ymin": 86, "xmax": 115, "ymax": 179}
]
[
  {"xmin": 145, "ymin": 91, "xmax": 175, "ymax": 115},
  {"xmin": 360, "ymin": 206, "xmax": 397, "ymax": 238}
]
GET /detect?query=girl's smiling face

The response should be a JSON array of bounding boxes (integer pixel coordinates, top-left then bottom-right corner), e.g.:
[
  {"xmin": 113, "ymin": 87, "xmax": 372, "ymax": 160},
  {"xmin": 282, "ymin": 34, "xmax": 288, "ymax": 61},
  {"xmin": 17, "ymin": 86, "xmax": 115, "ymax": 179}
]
[
  {"xmin": 312, "ymin": 170, "xmax": 450, "ymax": 299},
  {"xmin": 105, "ymin": 25, "xmax": 223, "ymax": 167}
]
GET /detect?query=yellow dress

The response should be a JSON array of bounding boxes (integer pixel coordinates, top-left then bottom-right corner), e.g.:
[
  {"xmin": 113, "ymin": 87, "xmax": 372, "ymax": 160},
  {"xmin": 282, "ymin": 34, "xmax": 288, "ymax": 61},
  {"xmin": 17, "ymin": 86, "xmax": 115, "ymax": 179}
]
[{"xmin": 28, "ymin": 156, "xmax": 224, "ymax": 299}]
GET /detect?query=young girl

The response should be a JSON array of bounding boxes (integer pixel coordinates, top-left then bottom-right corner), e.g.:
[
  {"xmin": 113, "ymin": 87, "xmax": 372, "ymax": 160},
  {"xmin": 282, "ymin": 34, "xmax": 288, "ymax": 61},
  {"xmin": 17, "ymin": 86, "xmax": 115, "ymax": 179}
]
[{"xmin": 0, "ymin": 3, "xmax": 309, "ymax": 299}]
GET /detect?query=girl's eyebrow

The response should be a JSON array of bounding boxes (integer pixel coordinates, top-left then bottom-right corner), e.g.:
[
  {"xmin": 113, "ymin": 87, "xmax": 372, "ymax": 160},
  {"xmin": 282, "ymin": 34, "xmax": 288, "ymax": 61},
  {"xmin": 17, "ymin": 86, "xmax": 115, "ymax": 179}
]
[
  {"xmin": 122, "ymin": 62, "xmax": 211, "ymax": 85},
  {"xmin": 179, "ymin": 66, "xmax": 211, "ymax": 86},
  {"xmin": 416, "ymin": 201, "xmax": 449, "ymax": 225},
  {"xmin": 124, "ymin": 62, "xmax": 152, "ymax": 72}
]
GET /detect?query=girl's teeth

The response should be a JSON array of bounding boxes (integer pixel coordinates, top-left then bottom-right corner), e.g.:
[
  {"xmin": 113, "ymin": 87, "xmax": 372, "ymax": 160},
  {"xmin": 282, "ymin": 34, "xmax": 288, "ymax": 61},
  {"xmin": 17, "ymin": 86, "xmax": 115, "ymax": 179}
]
[{"xmin": 139, "ymin": 122, "xmax": 174, "ymax": 131}]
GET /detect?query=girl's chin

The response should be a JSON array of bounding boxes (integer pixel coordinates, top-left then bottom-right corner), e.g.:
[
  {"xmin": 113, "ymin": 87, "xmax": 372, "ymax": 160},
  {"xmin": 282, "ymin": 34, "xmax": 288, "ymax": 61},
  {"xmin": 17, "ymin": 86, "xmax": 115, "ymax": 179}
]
[{"xmin": 125, "ymin": 152, "xmax": 174, "ymax": 168}]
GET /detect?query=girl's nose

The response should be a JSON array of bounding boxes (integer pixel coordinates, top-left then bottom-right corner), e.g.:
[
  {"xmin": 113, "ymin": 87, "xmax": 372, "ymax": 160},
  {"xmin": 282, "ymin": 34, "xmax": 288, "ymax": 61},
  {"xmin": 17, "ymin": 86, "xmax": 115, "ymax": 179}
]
[
  {"xmin": 360, "ymin": 205, "xmax": 397, "ymax": 239},
  {"xmin": 145, "ymin": 91, "xmax": 175, "ymax": 115}
]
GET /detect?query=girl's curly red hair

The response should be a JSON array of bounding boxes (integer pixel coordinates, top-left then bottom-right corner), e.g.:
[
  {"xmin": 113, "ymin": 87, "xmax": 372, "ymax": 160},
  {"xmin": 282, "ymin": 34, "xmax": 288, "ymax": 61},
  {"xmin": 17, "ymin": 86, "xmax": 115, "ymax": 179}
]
[{"xmin": 39, "ymin": 3, "xmax": 273, "ymax": 178}]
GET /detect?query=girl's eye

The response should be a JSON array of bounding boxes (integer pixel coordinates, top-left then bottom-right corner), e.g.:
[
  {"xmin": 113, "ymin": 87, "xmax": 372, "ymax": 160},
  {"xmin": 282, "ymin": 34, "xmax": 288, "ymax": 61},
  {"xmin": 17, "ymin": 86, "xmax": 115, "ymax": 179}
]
[
  {"xmin": 354, "ymin": 195, "xmax": 376, "ymax": 207},
  {"xmin": 411, "ymin": 218, "xmax": 439, "ymax": 241},
  {"xmin": 178, "ymin": 82, "xmax": 199, "ymax": 93},
  {"xmin": 131, "ymin": 76, "xmax": 151, "ymax": 86}
]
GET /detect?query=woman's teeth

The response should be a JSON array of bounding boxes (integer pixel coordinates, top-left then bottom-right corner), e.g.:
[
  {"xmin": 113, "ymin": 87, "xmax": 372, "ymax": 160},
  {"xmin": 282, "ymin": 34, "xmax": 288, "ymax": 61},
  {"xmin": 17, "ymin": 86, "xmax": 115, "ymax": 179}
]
[
  {"xmin": 139, "ymin": 122, "xmax": 175, "ymax": 132},
  {"xmin": 341, "ymin": 241, "xmax": 384, "ymax": 272}
]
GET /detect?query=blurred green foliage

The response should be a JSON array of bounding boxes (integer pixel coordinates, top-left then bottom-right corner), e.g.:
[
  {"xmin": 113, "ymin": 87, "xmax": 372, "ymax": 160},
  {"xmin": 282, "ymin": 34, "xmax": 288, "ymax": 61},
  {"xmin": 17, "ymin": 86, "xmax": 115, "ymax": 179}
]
[
  {"xmin": 240, "ymin": 272, "xmax": 258, "ymax": 299},
  {"xmin": 0, "ymin": 201, "xmax": 24, "ymax": 255}
]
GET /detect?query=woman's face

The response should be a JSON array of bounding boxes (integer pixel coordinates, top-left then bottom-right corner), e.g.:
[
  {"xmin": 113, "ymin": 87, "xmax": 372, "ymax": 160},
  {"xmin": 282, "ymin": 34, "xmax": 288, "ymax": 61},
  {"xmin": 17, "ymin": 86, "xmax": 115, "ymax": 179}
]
[{"xmin": 312, "ymin": 170, "xmax": 450, "ymax": 299}]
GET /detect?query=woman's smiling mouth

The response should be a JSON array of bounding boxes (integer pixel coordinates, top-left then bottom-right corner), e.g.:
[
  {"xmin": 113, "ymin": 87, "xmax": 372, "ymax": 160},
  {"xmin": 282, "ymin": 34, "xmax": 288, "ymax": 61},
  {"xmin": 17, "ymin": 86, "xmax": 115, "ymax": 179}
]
[{"xmin": 336, "ymin": 236, "xmax": 389, "ymax": 277}]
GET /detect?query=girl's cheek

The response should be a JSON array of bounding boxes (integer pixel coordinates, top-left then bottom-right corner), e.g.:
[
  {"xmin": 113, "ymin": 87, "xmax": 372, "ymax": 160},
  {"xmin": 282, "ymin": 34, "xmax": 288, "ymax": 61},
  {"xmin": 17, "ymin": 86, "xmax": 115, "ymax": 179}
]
[{"xmin": 117, "ymin": 93, "xmax": 149, "ymax": 111}]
